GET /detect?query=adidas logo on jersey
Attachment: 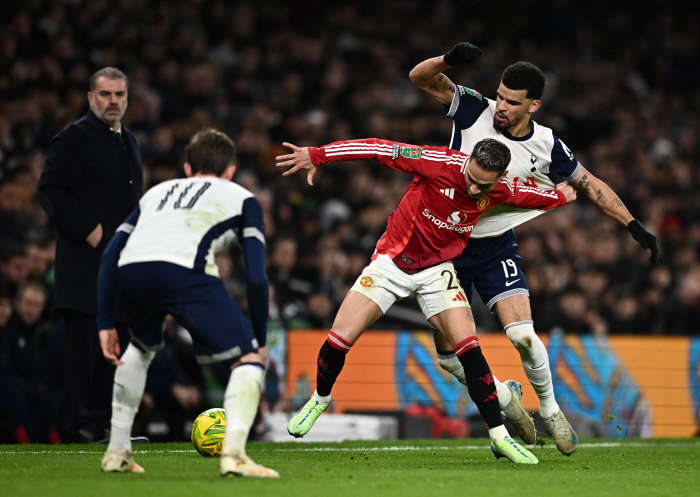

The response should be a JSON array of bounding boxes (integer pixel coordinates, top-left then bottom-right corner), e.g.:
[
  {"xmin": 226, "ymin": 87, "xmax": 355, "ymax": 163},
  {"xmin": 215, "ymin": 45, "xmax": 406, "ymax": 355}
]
[{"xmin": 440, "ymin": 188, "xmax": 455, "ymax": 199}]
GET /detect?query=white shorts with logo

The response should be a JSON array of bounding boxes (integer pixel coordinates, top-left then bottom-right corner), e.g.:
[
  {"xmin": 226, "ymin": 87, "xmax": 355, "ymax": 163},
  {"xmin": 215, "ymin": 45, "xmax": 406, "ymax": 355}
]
[{"xmin": 349, "ymin": 254, "xmax": 470, "ymax": 319}]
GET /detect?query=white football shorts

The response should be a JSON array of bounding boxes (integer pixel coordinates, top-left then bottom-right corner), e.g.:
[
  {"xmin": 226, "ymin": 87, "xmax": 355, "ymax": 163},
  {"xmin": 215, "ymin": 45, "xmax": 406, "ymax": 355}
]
[{"xmin": 349, "ymin": 254, "xmax": 470, "ymax": 319}]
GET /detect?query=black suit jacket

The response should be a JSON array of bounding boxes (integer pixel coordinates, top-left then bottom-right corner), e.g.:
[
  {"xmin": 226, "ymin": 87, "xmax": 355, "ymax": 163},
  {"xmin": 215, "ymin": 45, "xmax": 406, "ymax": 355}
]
[{"xmin": 37, "ymin": 110, "xmax": 143, "ymax": 319}]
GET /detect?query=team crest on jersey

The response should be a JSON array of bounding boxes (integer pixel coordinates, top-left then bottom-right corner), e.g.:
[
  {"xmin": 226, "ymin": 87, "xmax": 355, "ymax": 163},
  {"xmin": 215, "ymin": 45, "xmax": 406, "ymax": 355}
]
[
  {"xmin": 360, "ymin": 276, "xmax": 374, "ymax": 287},
  {"xmin": 400, "ymin": 146, "xmax": 422, "ymax": 159},
  {"xmin": 476, "ymin": 197, "xmax": 491, "ymax": 210},
  {"xmin": 465, "ymin": 88, "xmax": 483, "ymax": 101},
  {"xmin": 401, "ymin": 256, "xmax": 413, "ymax": 265}
]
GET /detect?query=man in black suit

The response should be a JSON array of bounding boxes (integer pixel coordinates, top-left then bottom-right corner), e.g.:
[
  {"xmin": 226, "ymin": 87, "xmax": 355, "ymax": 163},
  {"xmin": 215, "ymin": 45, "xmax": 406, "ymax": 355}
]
[{"xmin": 37, "ymin": 67, "xmax": 143, "ymax": 443}]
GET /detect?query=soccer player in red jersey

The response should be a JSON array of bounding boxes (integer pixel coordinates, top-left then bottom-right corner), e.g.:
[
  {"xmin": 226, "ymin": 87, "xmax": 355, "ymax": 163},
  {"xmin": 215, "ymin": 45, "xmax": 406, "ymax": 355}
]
[{"xmin": 277, "ymin": 137, "xmax": 576, "ymax": 464}]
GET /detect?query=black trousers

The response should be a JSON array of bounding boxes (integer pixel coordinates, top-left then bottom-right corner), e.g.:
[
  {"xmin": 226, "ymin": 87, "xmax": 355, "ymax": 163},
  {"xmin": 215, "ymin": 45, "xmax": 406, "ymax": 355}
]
[{"xmin": 62, "ymin": 310, "xmax": 129, "ymax": 443}]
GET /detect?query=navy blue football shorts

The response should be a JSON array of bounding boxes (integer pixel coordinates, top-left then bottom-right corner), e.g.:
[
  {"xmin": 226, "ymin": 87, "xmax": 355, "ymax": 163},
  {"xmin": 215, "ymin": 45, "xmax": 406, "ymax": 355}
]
[
  {"xmin": 452, "ymin": 229, "xmax": 529, "ymax": 312},
  {"xmin": 117, "ymin": 261, "xmax": 258, "ymax": 366}
]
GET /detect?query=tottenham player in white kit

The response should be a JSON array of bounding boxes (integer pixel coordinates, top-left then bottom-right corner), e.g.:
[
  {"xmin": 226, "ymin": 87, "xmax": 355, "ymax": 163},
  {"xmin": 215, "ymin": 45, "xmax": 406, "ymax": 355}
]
[
  {"xmin": 410, "ymin": 42, "xmax": 659, "ymax": 456},
  {"xmin": 96, "ymin": 129, "xmax": 278, "ymax": 477}
]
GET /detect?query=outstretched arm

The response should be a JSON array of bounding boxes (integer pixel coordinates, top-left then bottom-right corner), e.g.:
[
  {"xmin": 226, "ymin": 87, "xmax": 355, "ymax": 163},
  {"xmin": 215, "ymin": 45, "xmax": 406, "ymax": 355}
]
[
  {"xmin": 409, "ymin": 42, "xmax": 482, "ymax": 106},
  {"xmin": 277, "ymin": 139, "xmax": 450, "ymax": 183},
  {"xmin": 571, "ymin": 166, "xmax": 658, "ymax": 264}
]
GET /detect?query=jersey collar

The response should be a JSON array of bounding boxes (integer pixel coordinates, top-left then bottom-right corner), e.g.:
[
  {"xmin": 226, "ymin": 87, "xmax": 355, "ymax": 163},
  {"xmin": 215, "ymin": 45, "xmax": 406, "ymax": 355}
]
[{"xmin": 500, "ymin": 119, "xmax": 536, "ymax": 142}]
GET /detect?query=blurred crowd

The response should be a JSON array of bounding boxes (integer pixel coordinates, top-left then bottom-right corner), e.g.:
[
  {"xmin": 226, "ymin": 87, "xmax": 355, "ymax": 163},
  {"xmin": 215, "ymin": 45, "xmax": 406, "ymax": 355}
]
[{"xmin": 1, "ymin": 0, "xmax": 700, "ymax": 441}]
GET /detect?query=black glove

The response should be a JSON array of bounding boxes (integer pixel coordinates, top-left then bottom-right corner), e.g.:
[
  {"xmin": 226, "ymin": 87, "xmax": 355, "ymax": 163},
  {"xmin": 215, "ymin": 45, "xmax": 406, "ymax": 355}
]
[
  {"xmin": 627, "ymin": 219, "xmax": 659, "ymax": 265},
  {"xmin": 443, "ymin": 42, "xmax": 482, "ymax": 66}
]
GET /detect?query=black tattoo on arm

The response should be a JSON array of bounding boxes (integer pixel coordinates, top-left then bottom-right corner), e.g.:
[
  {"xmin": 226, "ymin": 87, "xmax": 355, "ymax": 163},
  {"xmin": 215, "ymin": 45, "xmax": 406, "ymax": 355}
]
[
  {"xmin": 596, "ymin": 189, "xmax": 607, "ymax": 206},
  {"xmin": 429, "ymin": 83, "xmax": 439, "ymax": 93},
  {"xmin": 438, "ymin": 75, "xmax": 444, "ymax": 81},
  {"xmin": 610, "ymin": 198, "xmax": 623, "ymax": 209},
  {"xmin": 577, "ymin": 174, "xmax": 590, "ymax": 190}
]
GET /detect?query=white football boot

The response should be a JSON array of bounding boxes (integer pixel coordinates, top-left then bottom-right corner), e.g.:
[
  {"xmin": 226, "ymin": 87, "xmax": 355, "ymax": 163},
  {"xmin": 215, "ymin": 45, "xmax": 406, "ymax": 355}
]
[
  {"xmin": 220, "ymin": 454, "xmax": 279, "ymax": 478},
  {"xmin": 101, "ymin": 450, "xmax": 145, "ymax": 473}
]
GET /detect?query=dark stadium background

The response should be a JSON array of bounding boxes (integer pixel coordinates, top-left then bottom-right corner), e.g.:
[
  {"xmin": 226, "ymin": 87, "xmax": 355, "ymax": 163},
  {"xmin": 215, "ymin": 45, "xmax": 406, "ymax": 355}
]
[{"xmin": 1, "ymin": 0, "xmax": 698, "ymax": 443}]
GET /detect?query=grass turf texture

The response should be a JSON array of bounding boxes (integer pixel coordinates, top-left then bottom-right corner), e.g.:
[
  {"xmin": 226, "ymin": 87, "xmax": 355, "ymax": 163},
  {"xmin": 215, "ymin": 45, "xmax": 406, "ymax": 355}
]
[{"xmin": 2, "ymin": 439, "xmax": 698, "ymax": 497}]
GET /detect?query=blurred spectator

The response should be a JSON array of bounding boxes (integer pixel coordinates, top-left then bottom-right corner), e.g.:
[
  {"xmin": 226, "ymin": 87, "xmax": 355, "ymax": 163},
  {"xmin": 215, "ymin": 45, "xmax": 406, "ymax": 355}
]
[
  {"xmin": 0, "ymin": 242, "xmax": 29, "ymax": 297},
  {"xmin": 657, "ymin": 264, "xmax": 700, "ymax": 335},
  {"xmin": 0, "ymin": 282, "xmax": 61, "ymax": 443}
]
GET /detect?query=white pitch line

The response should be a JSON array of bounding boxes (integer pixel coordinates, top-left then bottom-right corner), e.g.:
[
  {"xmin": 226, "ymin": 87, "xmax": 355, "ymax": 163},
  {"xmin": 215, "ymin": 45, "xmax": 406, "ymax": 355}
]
[{"xmin": 0, "ymin": 441, "xmax": 698, "ymax": 455}]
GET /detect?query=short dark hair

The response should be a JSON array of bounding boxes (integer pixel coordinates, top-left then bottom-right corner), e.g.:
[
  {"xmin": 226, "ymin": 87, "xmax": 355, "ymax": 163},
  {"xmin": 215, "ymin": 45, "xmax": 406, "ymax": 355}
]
[
  {"xmin": 471, "ymin": 138, "xmax": 511, "ymax": 174},
  {"xmin": 89, "ymin": 67, "xmax": 129, "ymax": 92},
  {"xmin": 186, "ymin": 128, "xmax": 236, "ymax": 176},
  {"xmin": 501, "ymin": 62, "xmax": 545, "ymax": 100}
]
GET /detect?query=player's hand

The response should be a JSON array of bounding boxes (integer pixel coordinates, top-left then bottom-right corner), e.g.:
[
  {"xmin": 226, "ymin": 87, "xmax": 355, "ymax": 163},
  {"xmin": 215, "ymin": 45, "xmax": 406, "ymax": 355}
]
[
  {"xmin": 627, "ymin": 219, "xmax": 659, "ymax": 264},
  {"xmin": 87, "ymin": 223, "xmax": 103, "ymax": 248},
  {"xmin": 443, "ymin": 42, "xmax": 482, "ymax": 66},
  {"xmin": 276, "ymin": 142, "xmax": 317, "ymax": 185},
  {"xmin": 556, "ymin": 182, "xmax": 577, "ymax": 203},
  {"xmin": 99, "ymin": 328, "xmax": 123, "ymax": 365},
  {"xmin": 257, "ymin": 345, "xmax": 269, "ymax": 367}
]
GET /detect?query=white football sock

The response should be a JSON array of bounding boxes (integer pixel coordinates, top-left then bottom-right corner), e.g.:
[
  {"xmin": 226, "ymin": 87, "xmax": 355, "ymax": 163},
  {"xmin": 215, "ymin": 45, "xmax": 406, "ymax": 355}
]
[
  {"xmin": 221, "ymin": 364, "xmax": 265, "ymax": 457},
  {"xmin": 436, "ymin": 352, "xmax": 466, "ymax": 385},
  {"xmin": 313, "ymin": 390, "xmax": 331, "ymax": 405},
  {"xmin": 108, "ymin": 344, "xmax": 155, "ymax": 453},
  {"xmin": 504, "ymin": 321, "xmax": 559, "ymax": 418},
  {"xmin": 494, "ymin": 376, "xmax": 512, "ymax": 406},
  {"xmin": 488, "ymin": 424, "xmax": 509, "ymax": 445}
]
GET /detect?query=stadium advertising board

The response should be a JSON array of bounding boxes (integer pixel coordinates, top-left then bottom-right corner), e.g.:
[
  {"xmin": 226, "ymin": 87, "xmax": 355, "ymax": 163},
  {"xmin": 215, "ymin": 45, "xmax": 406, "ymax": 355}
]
[{"xmin": 286, "ymin": 331, "xmax": 700, "ymax": 438}]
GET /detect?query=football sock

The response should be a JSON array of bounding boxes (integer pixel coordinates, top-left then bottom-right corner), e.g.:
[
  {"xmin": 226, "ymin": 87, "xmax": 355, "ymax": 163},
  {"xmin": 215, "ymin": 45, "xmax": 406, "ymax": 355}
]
[
  {"xmin": 222, "ymin": 363, "xmax": 265, "ymax": 457},
  {"xmin": 494, "ymin": 376, "xmax": 513, "ymax": 406},
  {"xmin": 504, "ymin": 321, "xmax": 559, "ymax": 418},
  {"xmin": 108, "ymin": 343, "xmax": 155, "ymax": 453},
  {"xmin": 454, "ymin": 336, "xmax": 503, "ymax": 431},
  {"xmin": 316, "ymin": 331, "xmax": 352, "ymax": 397},
  {"xmin": 488, "ymin": 425, "xmax": 510, "ymax": 445},
  {"xmin": 436, "ymin": 349, "xmax": 467, "ymax": 385},
  {"xmin": 437, "ymin": 349, "xmax": 513, "ymax": 406}
]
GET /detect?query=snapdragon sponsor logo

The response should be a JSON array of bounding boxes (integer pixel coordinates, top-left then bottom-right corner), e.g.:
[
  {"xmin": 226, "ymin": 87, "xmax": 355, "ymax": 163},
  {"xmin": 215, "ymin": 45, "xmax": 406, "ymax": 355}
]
[{"xmin": 422, "ymin": 208, "xmax": 473, "ymax": 233}]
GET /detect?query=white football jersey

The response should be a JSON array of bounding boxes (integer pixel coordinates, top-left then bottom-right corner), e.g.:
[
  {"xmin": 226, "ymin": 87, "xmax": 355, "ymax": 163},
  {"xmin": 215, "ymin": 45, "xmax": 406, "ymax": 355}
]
[
  {"xmin": 446, "ymin": 85, "xmax": 581, "ymax": 238},
  {"xmin": 117, "ymin": 176, "xmax": 265, "ymax": 277}
]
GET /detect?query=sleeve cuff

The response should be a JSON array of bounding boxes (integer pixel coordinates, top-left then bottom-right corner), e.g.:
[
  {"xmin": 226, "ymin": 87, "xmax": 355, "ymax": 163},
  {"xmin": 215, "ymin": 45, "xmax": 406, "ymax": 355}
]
[{"xmin": 308, "ymin": 147, "xmax": 324, "ymax": 167}]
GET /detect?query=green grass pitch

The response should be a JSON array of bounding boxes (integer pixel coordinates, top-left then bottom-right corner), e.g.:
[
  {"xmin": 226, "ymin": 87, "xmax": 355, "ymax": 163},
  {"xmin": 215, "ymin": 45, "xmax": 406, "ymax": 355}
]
[{"xmin": 2, "ymin": 439, "xmax": 698, "ymax": 497}]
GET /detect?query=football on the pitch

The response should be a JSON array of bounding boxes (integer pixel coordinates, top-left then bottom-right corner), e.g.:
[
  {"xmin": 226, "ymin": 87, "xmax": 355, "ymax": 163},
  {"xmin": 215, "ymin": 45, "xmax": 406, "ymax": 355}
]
[{"xmin": 191, "ymin": 408, "xmax": 226, "ymax": 457}]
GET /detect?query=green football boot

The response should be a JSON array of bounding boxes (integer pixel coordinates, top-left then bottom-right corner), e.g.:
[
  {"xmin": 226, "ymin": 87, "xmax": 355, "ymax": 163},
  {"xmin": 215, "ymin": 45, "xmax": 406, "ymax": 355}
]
[
  {"xmin": 491, "ymin": 436, "xmax": 539, "ymax": 464},
  {"xmin": 287, "ymin": 396, "xmax": 329, "ymax": 438},
  {"xmin": 500, "ymin": 380, "xmax": 536, "ymax": 445}
]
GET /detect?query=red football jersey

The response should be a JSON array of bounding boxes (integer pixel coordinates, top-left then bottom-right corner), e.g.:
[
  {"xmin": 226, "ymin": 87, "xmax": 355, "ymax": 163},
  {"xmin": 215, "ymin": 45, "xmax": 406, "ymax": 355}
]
[{"xmin": 308, "ymin": 138, "xmax": 566, "ymax": 273}]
